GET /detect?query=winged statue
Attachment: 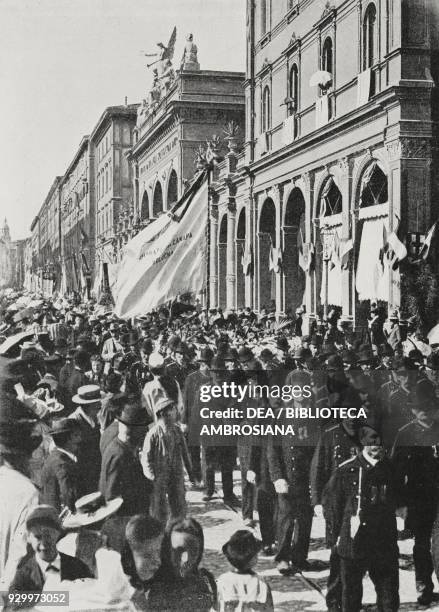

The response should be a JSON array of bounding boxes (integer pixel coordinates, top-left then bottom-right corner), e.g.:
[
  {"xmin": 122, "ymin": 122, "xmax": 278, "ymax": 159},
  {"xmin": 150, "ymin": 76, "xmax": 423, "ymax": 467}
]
[{"xmin": 143, "ymin": 26, "xmax": 177, "ymax": 74}]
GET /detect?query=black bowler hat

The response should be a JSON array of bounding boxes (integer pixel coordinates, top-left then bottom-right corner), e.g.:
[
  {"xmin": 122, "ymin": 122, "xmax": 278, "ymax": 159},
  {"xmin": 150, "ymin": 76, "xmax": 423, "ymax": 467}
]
[
  {"xmin": 117, "ymin": 404, "xmax": 150, "ymax": 426},
  {"xmin": 197, "ymin": 347, "xmax": 214, "ymax": 363},
  {"xmin": 238, "ymin": 347, "xmax": 254, "ymax": 363},
  {"xmin": 276, "ymin": 337, "xmax": 289, "ymax": 352}
]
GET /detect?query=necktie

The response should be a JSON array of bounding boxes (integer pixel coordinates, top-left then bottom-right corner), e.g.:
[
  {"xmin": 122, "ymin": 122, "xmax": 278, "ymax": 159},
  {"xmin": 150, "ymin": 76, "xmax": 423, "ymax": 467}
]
[{"xmin": 46, "ymin": 565, "xmax": 59, "ymax": 573}]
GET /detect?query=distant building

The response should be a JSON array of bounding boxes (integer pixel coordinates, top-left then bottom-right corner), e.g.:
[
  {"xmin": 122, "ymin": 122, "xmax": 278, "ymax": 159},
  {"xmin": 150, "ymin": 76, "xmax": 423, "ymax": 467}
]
[
  {"xmin": 59, "ymin": 137, "xmax": 94, "ymax": 297},
  {"xmin": 0, "ymin": 219, "xmax": 11, "ymax": 287},
  {"xmin": 90, "ymin": 104, "xmax": 138, "ymax": 292},
  {"xmin": 9, "ymin": 239, "xmax": 27, "ymax": 289}
]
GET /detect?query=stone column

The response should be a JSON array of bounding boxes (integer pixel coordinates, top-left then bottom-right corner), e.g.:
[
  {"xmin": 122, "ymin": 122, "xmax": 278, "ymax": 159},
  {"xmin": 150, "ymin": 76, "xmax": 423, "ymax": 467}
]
[
  {"xmin": 272, "ymin": 185, "xmax": 283, "ymax": 318},
  {"xmin": 226, "ymin": 199, "xmax": 237, "ymax": 309},
  {"xmin": 209, "ymin": 203, "xmax": 219, "ymax": 309},
  {"xmin": 246, "ymin": 190, "xmax": 255, "ymax": 309}
]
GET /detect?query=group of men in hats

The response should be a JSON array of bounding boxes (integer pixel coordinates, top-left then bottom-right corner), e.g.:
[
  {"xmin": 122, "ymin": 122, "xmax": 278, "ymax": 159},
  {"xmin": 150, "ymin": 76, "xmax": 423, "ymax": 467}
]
[{"xmin": 2, "ymin": 290, "xmax": 439, "ymax": 609}]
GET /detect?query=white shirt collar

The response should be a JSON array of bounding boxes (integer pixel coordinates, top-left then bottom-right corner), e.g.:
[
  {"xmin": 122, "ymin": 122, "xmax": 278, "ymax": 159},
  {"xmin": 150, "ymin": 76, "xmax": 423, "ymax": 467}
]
[
  {"xmin": 55, "ymin": 446, "xmax": 77, "ymax": 463},
  {"xmin": 362, "ymin": 449, "xmax": 379, "ymax": 466},
  {"xmin": 36, "ymin": 553, "xmax": 61, "ymax": 576}
]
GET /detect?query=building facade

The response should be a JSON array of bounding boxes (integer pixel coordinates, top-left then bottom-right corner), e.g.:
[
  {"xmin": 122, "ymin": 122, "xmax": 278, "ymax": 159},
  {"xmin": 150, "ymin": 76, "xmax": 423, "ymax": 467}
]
[
  {"xmin": 91, "ymin": 105, "xmax": 138, "ymax": 288},
  {"xmin": 59, "ymin": 137, "xmax": 95, "ymax": 297},
  {"xmin": 37, "ymin": 177, "xmax": 62, "ymax": 296},
  {"xmin": 210, "ymin": 0, "xmax": 439, "ymax": 331},
  {"xmin": 9, "ymin": 239, "xmax": 27, "ymax": 289},
  {"xmin": 129, "ymin": 63, "xmax": 245, "ymax": 243},
  {"xmin": 0, "ymin": 219, "xmax": 11, "ymax": 287}
]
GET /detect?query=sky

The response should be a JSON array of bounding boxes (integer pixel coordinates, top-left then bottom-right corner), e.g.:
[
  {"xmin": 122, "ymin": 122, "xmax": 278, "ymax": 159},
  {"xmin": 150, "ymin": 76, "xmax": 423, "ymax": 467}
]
[{"xmin": 0, "ymin": 0, "xmax": 246, "ymax": 240}]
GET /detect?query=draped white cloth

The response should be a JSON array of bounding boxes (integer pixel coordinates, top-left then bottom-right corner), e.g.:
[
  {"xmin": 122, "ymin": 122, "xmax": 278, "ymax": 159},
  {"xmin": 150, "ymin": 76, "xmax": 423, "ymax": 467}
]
[
  {"xmin": 356, "ymin": 216, "xmax": 389, "ymax": 301},
  {"xmin": 320, "ymin": 225, "xmax": 342, "ymax": 307}
]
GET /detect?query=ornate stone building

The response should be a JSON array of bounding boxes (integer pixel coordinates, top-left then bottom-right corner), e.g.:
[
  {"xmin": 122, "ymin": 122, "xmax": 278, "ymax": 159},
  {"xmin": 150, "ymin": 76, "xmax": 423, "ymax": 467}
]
[
  {"xmin": 210, "ymin": 0, "xmax": 439, "ymax": 331},
  {"xmin": 129, "ymin": 41, "xmax": 245, "ymax": 244}
]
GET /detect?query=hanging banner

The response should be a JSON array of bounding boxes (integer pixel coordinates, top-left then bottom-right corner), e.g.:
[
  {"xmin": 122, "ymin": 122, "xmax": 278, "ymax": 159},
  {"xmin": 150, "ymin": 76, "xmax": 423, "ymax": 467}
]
[{"xmin": 114, "ymin": 172, "xmax": 208, "ymax": 318}]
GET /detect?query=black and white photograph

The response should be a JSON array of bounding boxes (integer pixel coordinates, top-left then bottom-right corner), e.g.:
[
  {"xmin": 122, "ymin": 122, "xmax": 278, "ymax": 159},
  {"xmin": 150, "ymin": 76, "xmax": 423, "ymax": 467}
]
[{"xmin": 1, "ymin": 0, "xmax": 439, "ymax": 610}]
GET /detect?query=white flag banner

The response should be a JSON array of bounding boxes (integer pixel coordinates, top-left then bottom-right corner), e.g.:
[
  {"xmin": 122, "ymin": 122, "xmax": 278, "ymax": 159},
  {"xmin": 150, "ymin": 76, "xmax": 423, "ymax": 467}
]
[{"xmin": 114, "ymin": 172, "xmax": 208, "ymax": 318}]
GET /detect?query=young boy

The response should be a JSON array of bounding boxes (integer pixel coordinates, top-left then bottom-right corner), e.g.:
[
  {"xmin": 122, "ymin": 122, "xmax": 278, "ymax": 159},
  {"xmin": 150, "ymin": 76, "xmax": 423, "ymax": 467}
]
[
  {"xmin": 8, "ymin": 505, "xmax": 92, "ymax": 608},
  {"xmin": 141, "ymin": 395, "xmax": 193, "ymax": 526},
  {"xmin": 217, "ymin": 530, "xmax": 274, "ymax": 612}
]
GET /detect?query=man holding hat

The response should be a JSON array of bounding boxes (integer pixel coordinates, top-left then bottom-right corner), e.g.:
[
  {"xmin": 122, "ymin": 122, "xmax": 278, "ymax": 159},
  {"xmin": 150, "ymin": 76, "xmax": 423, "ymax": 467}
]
[
  {"xmin": 100, "ymin": 401, "xmax": 151, "ymax": 517},
  {"xmin": 8, "ymin": 505, "xmax": 91, "ymax": 603}
]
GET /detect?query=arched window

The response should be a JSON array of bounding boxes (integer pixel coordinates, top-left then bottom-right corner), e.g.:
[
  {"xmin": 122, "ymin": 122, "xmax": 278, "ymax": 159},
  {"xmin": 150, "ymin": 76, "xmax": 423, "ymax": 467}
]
[
  {"xmin": 320, "ymin": 178, "xmax": 342, "ymax": 217},
  {"xmin": 363, "ymin": 3, "xmax": 377, "ymax": 69},
  {"xmin": 288, "ymin": 64, "xmax": 299, "ymax": 113},
  {"xmin": 360, "ymin": 163, "xmax": 388, "ymax": 208},
  {"xmin": 262, "ymin": 85, "xmax": 271, "ymax": 132},
  {"xmin": 322, "ymin": 37, "xmax": 333, "ymax": 74}
]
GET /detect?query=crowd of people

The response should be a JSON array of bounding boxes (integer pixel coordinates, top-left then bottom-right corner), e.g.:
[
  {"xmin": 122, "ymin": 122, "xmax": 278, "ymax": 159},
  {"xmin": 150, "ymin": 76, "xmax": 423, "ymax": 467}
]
[{"xmin": 1, "ymin": 290, "xmax": 439, "ymax": 611}]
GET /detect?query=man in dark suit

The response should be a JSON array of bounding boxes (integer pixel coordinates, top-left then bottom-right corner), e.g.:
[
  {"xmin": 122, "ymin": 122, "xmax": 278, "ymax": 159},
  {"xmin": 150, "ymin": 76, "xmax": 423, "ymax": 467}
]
[
  {"xmin": 40, "ymin": 419, "xmax": 82, "ymax": 512},
  {"xmin": 100, "ymin": 401, "xmax": 151, "ymax": 517},
  {"xmin": 8, "ymin": 506, "xmax": 91, "ymax": 608},
  {"xmin": 70, "ymin": 385, "xmax": 105, "ymax": 495}
]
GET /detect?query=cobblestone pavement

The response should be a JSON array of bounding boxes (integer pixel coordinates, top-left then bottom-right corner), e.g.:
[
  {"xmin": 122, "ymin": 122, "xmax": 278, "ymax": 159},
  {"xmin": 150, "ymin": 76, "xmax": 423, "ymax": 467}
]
[{"xmin": 187, "ymin": 473, "xmax": 439, "ymax": 612}]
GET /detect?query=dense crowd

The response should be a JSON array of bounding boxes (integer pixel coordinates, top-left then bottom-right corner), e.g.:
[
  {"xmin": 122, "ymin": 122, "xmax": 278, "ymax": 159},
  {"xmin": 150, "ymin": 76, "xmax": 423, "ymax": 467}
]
[{"xmin": 1, "ymin": 290, "xmax": 439, "ymax": 611}]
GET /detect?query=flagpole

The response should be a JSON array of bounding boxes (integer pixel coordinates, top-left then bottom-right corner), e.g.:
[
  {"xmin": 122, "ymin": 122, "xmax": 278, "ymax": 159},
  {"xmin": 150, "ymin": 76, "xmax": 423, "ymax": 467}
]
[{"xmin": 205, "ymin": 164, "xmax": 212, "ymax": 329}]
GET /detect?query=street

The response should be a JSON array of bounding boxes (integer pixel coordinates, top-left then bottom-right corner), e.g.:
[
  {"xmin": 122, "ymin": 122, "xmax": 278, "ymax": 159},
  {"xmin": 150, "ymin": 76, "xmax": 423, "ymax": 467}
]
[{"xmin": 188, "ymin": 472, "xmax": 439, "ymax": 612}]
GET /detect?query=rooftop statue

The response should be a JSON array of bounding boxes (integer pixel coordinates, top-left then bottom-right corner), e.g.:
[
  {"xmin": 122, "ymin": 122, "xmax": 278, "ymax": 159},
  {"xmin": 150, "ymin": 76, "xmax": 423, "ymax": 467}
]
[
  {"xmin": 181, "ymin": 33, "xmax": 200, "ymax": 71},
  {"xmin": 144, "ymin": 26, "xmax": 177, "ymax": 75}
]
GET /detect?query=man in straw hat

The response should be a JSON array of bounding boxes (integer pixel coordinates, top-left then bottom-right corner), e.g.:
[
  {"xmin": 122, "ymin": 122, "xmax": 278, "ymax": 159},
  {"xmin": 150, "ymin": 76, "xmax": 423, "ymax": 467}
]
[{"xmin": 71, "ymin": 384, "xmax": 105, "ymax": 495}]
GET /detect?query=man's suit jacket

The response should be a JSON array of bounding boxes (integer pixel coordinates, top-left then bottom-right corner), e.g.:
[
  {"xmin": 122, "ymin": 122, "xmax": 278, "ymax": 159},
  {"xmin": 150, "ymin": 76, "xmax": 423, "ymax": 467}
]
[
  {"xmin": 40, "ymin": 449, "xmax": 79, "ymax": 512},
  {"xmin": 9, "ymin": 552, "xmax": 91, "ymax": 608}
]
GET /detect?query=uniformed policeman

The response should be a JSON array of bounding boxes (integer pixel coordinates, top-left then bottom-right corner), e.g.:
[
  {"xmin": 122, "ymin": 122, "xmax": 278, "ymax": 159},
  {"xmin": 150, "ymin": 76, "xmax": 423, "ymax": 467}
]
[
  {"xmin": 323, "ymin": 426, "xmax": 402, "ymax": 612},
  {"xmin": 311, "ymin": 418, "xmax": 362, "ymax": 612},
  {"xmin": 391, "ymin": 378, "xmax": 439, "ymax": 606},
  {"xmin": 267, "ymin": 383, "xmax": 316, "ymax": 575}
]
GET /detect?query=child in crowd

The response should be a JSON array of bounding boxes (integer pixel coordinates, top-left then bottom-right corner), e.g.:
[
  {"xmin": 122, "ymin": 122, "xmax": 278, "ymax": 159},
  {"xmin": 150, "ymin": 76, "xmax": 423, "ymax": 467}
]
[
  {"xmin": 217, "ymin": 530, "xmax": 274, "ymax": 612},
  {"xmin": 146, "ymin": 517, "xmax": 217, "ymax": 611},
  {"xmin": 121, "ymin": 514, "xmax": 164, "ymax": 610},
  {"xmin": 141, "ymin": 395, "xmax": 193, "ymax": 526},
  {"xmin": 8, "ymin": 505, "xmax": 92, "ymax": 608}
]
